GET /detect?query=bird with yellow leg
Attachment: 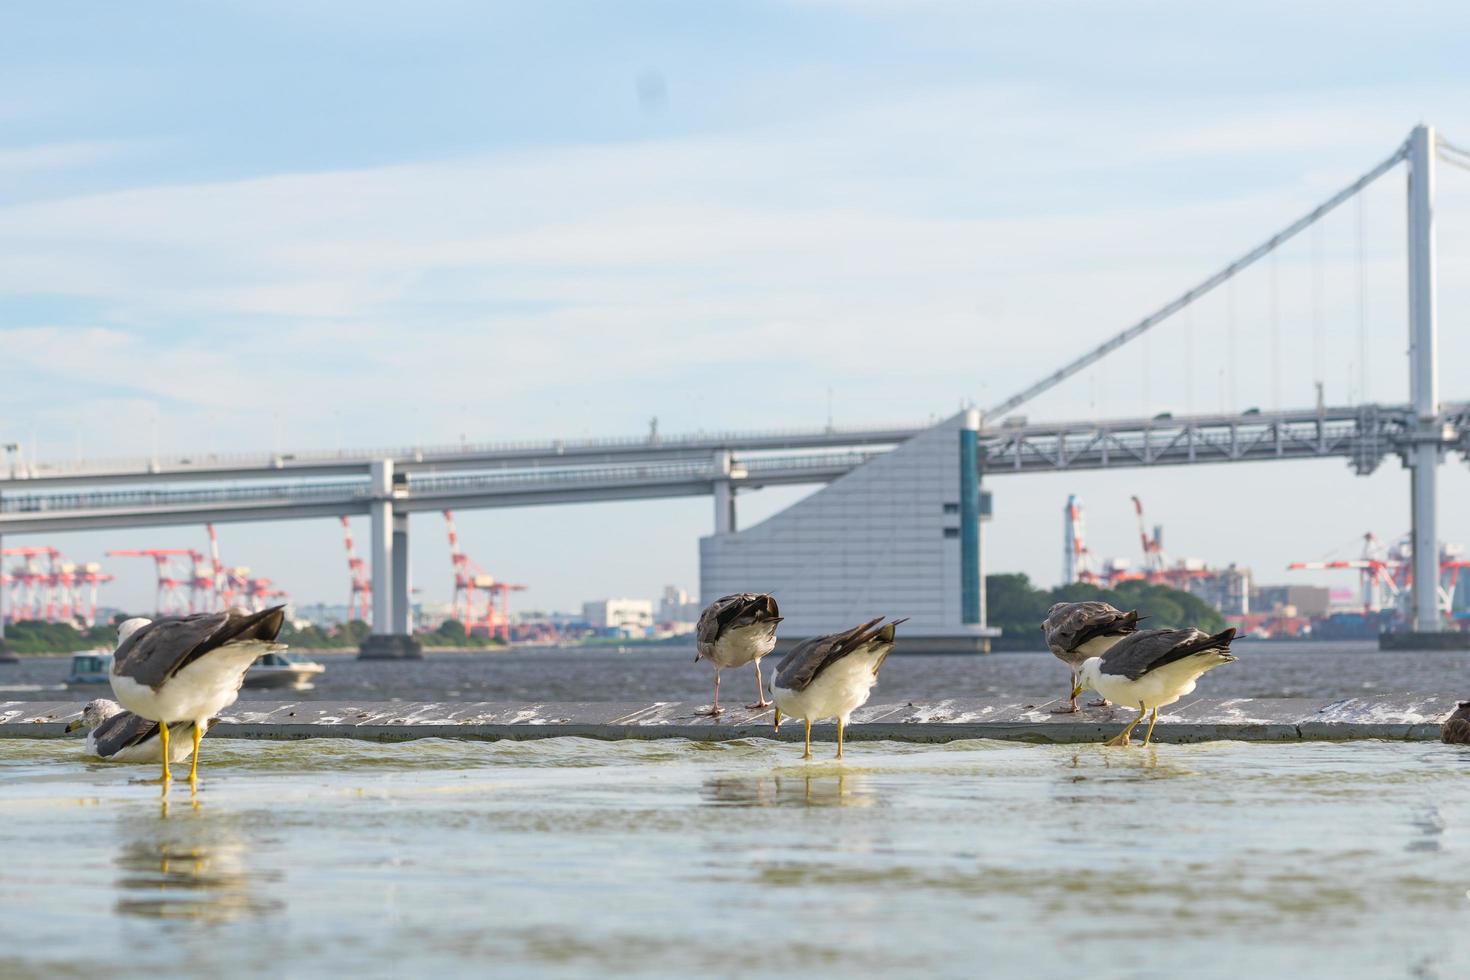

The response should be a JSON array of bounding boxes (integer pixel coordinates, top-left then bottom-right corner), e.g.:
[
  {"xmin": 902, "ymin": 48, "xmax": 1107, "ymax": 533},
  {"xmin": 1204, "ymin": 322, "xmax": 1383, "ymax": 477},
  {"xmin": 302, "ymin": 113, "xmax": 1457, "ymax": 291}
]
[
  {"xmin": 1073, "ymin": 626, "xmax": 1237, "ymax": 746},
  {"xmin": 108, "ymin": 606, "xmax": 287, "ymax": 785},
  {"xmin": 771, "ymin": 617, "xmax": 904, "ymax": 760}
]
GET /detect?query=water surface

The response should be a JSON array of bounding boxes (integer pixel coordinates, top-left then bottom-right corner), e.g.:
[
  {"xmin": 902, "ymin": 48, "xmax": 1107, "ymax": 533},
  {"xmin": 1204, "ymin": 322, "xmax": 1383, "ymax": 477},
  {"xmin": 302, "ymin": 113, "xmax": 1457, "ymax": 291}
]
[
  {"xmin": 2, "ymin": 737, "xmax": 1468, "ymax": 978},
  {"xmin": 5, "ymin": 640, "xmax": 1469, "ymax": 705}
]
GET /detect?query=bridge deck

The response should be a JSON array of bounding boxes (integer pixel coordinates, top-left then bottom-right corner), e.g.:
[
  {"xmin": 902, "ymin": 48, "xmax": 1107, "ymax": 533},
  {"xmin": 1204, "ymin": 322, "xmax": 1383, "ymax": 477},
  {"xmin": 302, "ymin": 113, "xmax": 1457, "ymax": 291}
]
[{"xmin": 2, "ymin": 693, "xmax": 1456, "ymax": 744}]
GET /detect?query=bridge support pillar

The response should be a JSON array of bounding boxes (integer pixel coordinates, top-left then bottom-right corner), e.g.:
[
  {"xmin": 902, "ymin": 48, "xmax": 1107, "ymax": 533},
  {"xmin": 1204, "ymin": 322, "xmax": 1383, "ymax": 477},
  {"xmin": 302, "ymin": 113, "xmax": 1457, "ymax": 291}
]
[
  {"xmin": 1407, "ymin": 123, "xmax": 1442, "ymax": 634},
  {"xmin": 392, "ymin": 513, "xmax": 411, "ymax": 635},
  {"xmin": 360, "ymin": 459, "xmax": 422, "ymax": 659},
  {"xmin": 713, "ymin": 450, "xmax": 736, "ymax": 534}
]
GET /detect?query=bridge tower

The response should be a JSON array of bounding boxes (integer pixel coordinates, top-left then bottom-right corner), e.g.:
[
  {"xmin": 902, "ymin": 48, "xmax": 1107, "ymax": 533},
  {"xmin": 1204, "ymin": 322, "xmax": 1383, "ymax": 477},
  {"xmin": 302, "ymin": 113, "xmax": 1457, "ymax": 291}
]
[{"xmin": 1406, "ymin": 123, "xmax": 1442, "ymax": 633}]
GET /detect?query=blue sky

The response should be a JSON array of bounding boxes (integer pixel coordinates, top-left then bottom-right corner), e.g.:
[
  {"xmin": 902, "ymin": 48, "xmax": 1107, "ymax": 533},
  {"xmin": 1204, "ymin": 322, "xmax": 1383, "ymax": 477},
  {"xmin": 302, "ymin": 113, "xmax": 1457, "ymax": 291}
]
[{"xmin": 6, "ymin": 0, "xmax": 1470, "ymax": 614}]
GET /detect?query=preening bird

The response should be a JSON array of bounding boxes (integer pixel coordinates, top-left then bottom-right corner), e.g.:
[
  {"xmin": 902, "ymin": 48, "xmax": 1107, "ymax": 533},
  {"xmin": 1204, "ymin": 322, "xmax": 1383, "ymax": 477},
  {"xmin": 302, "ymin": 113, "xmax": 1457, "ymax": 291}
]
[
  {"xmin": 771, "ymin": 617, "xmax": 904, "ymax": 760},
  {"xmin": 109, "ymin": 605, "xmax": 286, "ymax": 783},
  {"xmin": 695, "ymin": 593, "xmax": 782, "ymax": 716},
  {"xmin": 1042, "ymin": 600, "xmax": 1143, "ymax": 713},
  {"xmin": 1074, "ymin": 626, "xmax": 1237, "ymax": 746},
  {"xmin": 65, "ymin": 698, "xmax": 210, "ymax": 764}
]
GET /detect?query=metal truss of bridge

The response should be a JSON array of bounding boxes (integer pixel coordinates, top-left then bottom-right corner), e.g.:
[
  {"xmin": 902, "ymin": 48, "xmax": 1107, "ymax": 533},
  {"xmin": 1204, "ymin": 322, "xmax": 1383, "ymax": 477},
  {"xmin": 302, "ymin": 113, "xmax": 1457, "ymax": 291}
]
[{"xmin": 0, "ymin": 401, "xmax": 1451, "ymax": 535}]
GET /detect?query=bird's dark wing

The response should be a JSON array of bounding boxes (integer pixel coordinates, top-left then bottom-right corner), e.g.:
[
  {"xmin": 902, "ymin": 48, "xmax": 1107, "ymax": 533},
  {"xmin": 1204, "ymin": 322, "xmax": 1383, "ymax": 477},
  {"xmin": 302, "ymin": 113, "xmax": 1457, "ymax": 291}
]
[
  {"xmin": 1443, "ymin": 702, "xmax": 1470, "ymax": 745},
  {"xmin": 91, "ymin": 711, "xmax": 162, "ymax": 758},
  {"xmin": 1100, "ymin": 627, "xmax": 1236, "ymax": 680},
  {"xmin": 774, "ymin": 616, "xmax": 887, "ymax": 692},
  {"xmin": 112, "ymin": 606, "xmax": 286, "ymax": 692},
  {"xmin": 696, "ymin": 593, "xmax": 779, "ymax": 648},
  {"xmin": 1042, "ymin": 601, "xmax": 1140, "ymax": 653}
]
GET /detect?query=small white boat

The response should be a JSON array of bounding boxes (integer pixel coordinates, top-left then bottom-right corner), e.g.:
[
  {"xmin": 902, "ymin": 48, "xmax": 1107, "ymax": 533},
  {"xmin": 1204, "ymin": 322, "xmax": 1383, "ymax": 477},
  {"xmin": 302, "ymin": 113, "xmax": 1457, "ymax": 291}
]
[
  {"xmin": 66, "ymin": 650, "xmax": 114, "ymax": 687},
  {"xmin": 243, "ymin": 650, "xmax": 325, "ymax": 690}
]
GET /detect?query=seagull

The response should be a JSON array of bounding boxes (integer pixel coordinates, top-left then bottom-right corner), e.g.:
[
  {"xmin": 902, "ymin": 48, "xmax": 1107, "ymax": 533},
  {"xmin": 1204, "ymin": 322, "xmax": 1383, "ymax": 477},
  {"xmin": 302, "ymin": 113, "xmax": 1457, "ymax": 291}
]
[
  {"xmin": 109, "ymin": 606, "xmax": 286, "ymax": 783},
  {"xmin": 771, "ymin": 617, "xmax": 904, "ymax": 760},
  {"xmin": 1042, "ymin": 600, "xmax": 1143, "ymax": 713},
  {"xmin": 64, "ymin": 698, "xmax": 211, "ymax": 764},
  {"xmin": 1073, "ymin": 626, "xmax": 1237, "ymax": 746},
  {"xmin": 1442, "ymin": 702, "xmax": 1470, "ymax": 744},
  {"xmin": 695, "ymin": 593, "xmax": 782, "ymax": 716}
]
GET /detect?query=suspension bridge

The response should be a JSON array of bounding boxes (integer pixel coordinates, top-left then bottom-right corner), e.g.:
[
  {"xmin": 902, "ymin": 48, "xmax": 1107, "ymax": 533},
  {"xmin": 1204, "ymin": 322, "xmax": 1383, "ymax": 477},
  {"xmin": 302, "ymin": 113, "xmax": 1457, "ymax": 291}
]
[{"xmin": 3, "ymin": 123, "xmax": 1469, "ymax": 651}]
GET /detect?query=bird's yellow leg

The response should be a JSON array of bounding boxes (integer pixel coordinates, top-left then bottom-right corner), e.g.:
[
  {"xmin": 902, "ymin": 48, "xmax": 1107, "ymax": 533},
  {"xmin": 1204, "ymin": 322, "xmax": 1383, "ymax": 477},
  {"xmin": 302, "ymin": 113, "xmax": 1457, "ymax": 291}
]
[
  {"xmin": 836, "ymin": 717, "xmax": 845, "ymax": 760},
  {"xmin": 1105, "ymin": 706, "xmax": 1148, "ymax": 747},
  {"xmin": 802, "ymin": 719, "xmax": 812, "ymax": 760},
  {"xmin": 158, "ymin": 721, "xmax": 172, "ymax": 783},
  {"xmin": 1141, "ymin": 707, "xmax": 1161, "ymax": 746},
  {"xmin": 188, "ymin": 723, "xmax": 203, "ymax": 783}
]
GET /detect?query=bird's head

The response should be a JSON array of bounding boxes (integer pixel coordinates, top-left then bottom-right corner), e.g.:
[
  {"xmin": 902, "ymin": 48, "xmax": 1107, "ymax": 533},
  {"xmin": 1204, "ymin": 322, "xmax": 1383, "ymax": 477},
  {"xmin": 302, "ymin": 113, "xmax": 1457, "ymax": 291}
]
[
  {"xmin": 1073, "ymin": 658, "xmax": 1103, "ymax": 702},
  {"xmin": 66, "ymin": 698, "xmax": 122, "ymax": 734},
  {"xmin": 116, "ymin": 617, "xmax": 152, "ymax": 646}
]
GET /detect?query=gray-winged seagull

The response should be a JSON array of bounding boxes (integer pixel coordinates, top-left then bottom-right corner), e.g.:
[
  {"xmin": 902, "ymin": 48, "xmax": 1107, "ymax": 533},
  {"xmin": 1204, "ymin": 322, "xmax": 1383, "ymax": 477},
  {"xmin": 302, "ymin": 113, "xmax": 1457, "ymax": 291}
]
[
  {"xmin": 109, "ymin": 605, "xmax": 286, "ymax": 783},
  {"xmin": 695, "ymin": 593, "xmax": 782, "ymax": 716},
  {"xmin": 771, "ymin": 617, "xmax": 904, "ymax": 760},
  {"xmin": 1042, "ymin": 600, "xmax": 1143, "ymax": 713},
  {"xmin": 65, "ymin": 698, "xmax": 213, "ymax": 764},
  {"xmin": 1073, "ymin": 626, "xmax": 1237, "ymax": 746}
]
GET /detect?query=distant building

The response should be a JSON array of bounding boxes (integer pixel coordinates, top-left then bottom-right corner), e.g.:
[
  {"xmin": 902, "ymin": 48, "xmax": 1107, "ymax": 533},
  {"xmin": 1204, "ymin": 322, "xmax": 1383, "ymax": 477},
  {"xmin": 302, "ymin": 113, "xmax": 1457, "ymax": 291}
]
[
  {"xmin": 582, "ymin": 598, "xmax": 655, "ymax": 637},
  {"xmin": 414, "ymin": 601, "xmax": 457, "ymax": 631},
  {"xmin": 701, "ymin": 411, "xmax": 996, "ymax": 651},
  {"xmin": 295, "ymin": 603, "xmax": 353, "ymax": 627},
  {"xmin": 1188, "ymin": 565, "xmax": 1252, "ymax": 616},
  {"xmin": 1254, "ymin": 584, "xmax": 1331, "ymax": 618},
  {"xmin": 658, "ymin": 586, "xmax": 702, "ymax": 624}
]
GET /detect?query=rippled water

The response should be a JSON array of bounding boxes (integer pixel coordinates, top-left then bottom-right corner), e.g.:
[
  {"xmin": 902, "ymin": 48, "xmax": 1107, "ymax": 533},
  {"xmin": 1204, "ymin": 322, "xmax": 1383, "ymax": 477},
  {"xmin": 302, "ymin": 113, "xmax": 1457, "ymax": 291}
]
[
  {"xmin": 4, "ymin": 640, "xmax": 1469, "ymax": 704},
  {"xmin": 2, "ymin": 736, "xmax": 1469, "ymax": 978}
]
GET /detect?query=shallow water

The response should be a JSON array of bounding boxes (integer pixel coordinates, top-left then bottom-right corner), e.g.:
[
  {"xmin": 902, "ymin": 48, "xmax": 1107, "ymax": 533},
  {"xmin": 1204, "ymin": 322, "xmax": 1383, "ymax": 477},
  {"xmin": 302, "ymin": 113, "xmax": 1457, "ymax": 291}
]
[
  {"xmin": 2, "ymin": 736, "xmax": 1469, "ymax": 978},
  {"xmin": 6, "ymin": 640, "xmax": 1470, "ymax": 705}
]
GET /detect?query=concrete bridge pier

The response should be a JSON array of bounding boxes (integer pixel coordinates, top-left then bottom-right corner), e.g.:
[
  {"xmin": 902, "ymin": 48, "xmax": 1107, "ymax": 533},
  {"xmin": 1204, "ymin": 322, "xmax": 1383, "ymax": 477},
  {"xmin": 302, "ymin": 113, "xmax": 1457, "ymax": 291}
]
[
  {"xmin": 359, "ymin": 459, "xmax": 422, "ymax": 659},
  {"xmin": 712, "ymin": 449, "xmax": 736, "ymax": 534}
]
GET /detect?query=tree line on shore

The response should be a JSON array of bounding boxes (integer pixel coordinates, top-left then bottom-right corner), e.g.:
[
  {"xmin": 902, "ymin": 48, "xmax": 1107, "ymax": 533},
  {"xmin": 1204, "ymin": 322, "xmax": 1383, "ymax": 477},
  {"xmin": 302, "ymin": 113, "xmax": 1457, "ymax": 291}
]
[{"xmin": 986, "ymin": 573, "xmax": 1226, "ymax": 649}]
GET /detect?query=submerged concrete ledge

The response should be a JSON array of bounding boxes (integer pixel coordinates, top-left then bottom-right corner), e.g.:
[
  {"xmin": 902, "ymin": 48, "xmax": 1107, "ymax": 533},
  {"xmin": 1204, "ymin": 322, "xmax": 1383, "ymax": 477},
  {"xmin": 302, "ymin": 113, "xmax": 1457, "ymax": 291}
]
[{"xmin": 0, "ymin": 694, "xmax": 1460, "ymax": 744}]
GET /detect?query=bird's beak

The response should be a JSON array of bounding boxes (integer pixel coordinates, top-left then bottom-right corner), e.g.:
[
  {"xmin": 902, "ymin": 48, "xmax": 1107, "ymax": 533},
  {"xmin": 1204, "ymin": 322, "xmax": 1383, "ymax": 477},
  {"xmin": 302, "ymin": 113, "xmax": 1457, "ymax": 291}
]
[
  {"xmin": 773, "ymin": 706, "xmax": 782, "ymax": 732},
  {"xmin": 64, "ymin": 718, "xmax": 83, "ymax": 733},
  {"xmin": 1071, "ymin": 682, "xmax": 1085, "ymax": 701}
]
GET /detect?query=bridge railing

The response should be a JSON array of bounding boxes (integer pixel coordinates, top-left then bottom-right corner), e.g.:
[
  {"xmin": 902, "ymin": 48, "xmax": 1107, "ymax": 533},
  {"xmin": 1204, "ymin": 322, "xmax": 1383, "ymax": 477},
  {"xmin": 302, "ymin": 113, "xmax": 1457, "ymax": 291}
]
[
  {"xmin": 0, "ymin": 479, "xmax": 373, "ymax": 515},
  {"xmin": 4, "ymin": 422, "xmax": 924, "ymax": 480},
  {"xmin": 0, "ymin": 450, "xmax": 885, "ymax": 516}
]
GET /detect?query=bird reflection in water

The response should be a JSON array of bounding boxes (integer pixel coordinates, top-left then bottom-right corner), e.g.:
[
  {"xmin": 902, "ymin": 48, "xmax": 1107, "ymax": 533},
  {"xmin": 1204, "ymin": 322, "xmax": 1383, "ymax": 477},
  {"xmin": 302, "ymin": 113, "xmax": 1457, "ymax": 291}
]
[
  {"xmin": 701, "ymin": 772, "xmax": 876, "ymax": 808},
  {"xmin": 114, "ymin": 804, "xmax": 283, "ymax": 922}
]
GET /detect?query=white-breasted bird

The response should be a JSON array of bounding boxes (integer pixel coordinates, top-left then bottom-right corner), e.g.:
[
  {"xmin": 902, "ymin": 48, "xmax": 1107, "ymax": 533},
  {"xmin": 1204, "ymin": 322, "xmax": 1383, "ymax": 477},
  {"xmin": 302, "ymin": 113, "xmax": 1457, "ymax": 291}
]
[
  {"xmin": 695, "ymin": 593, "xmax": 782, "ymax": 716},
  {"xmin": 1042, "ymin": 600, "xmax": 1143, "ymax": 713},
  {"xmin": 1074, "ymin": 626, "xmax": 1237, "ymax": 746},
  {"xmin": 771, "ymin": 617, "xmax": 904, "ymax": 760},
  {"xmin": 64, "ymin": 698, "xmax": 211, "ymax": 764},
  {"xmin": 109, "ymin": 606, "xmax": 286, "ymax": 783}
]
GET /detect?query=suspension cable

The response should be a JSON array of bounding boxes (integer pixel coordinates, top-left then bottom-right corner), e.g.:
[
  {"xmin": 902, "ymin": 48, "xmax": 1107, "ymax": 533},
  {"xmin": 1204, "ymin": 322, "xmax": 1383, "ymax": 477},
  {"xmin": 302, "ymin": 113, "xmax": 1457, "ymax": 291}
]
[
  {"xmin": 985, "ymin": 140, "xmax": 1410, "ymax": 420},
  {"xmin": 1355, "ymin": 190, "xmax": 1367, "ymax": 404},
  {"xmin": 1271, "ymin": 248, "xmax": 1281, "ymax": 411}
]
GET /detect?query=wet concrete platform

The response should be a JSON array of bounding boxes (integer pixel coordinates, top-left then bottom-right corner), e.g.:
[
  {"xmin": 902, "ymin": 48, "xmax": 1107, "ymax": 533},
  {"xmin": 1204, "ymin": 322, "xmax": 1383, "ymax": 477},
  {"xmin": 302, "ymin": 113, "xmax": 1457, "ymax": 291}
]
[{"xmin": 1, "ymin": 693, "xmax": 1461, "ymax": 743}]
